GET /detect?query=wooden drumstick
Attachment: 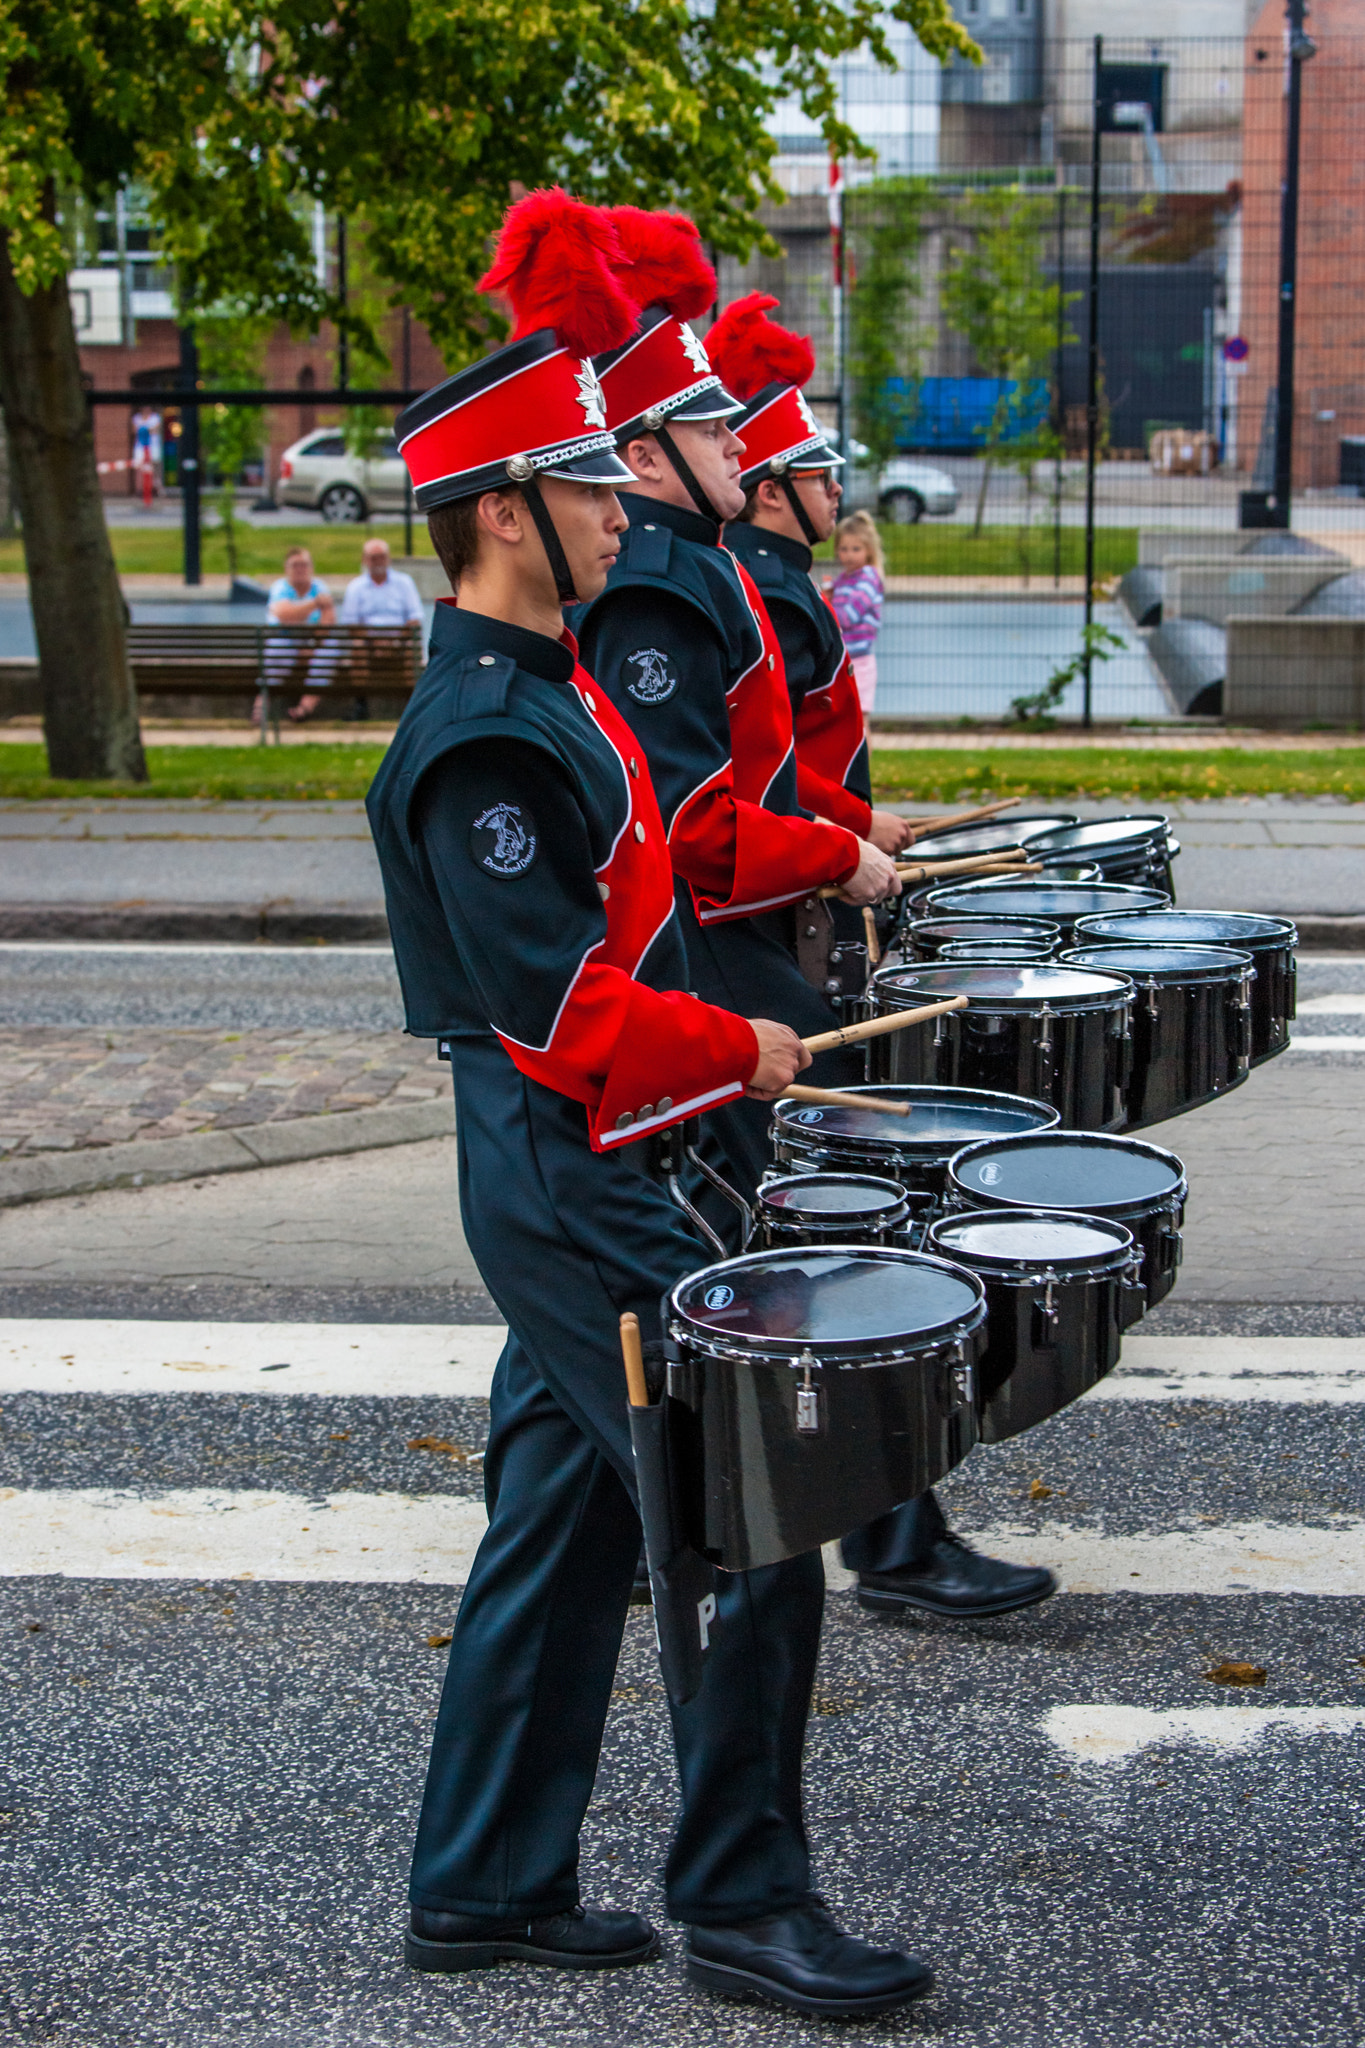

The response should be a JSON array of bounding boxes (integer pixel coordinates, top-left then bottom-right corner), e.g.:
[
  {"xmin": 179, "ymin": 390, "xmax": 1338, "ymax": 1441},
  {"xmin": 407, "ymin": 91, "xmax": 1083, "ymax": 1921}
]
[
  {"xmin": 817, "ymin": 855, "xmax": 1036, "ymax": 901},
  {"xmin": 782, "ymin": 1084, "xmax": 910, "ymax": 1118},
  {"xmin": 904, "ymin": 796, "xmax": 1021, "ymax": 841},
  {"xmin": 800, "ymin": 994, "xmax": 967, "ymax": 1056},
  {"xmin": 862, "ymin": 904, "xmax": 881, "ymax": 967},
  {"xmin": 619, "ymin": 1311, "xmax": 650, "ymax": 1409}
]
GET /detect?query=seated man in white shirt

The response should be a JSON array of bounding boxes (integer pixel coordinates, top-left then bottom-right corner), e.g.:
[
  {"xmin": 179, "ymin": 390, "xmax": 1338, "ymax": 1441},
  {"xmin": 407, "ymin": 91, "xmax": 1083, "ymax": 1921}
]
[{"xmin": 340, "ymin": 539, "xmax": 424, "ymax": 629}]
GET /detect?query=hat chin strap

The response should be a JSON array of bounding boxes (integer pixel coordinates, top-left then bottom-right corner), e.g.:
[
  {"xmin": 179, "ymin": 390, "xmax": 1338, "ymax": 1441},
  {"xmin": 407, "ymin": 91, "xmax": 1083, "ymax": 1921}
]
[
  {"xmin": 519, "ymin": 473, "xmax": 579, "ymax": 605},
  {"xmin": 777, "ymin": 471, "xmax": 822, "ymax": 549},
  {"xmin": 652, "ymin": 421, "xmax": 722, "ymax": 528}
]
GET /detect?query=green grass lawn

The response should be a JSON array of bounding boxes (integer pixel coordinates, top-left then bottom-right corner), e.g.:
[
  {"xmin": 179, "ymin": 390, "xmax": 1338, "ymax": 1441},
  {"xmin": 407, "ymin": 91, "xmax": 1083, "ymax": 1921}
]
[
  {"xmin": 0, "ymin": 518, "xmax": 1137, "ymax": 583},
  {"xmin": 869, "ymin": 747, "xmax": 1365, "ymax": 804},
  {"xmin": 2, "ymin": 740, "xmax": 1364, "ymax": 804},
  {"xmin": 0, "ymin": 744, "xmax": 388, "ymax": 802},
  {"xmin": 0, "ymin": 523, "xmax": 437, "ymax": 581}
]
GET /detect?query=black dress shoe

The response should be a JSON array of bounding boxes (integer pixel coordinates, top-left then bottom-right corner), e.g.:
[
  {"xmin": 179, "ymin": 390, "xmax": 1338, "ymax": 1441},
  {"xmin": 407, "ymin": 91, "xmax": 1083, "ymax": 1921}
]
[
  {"xmin": 857, "ymin": 1529, "xmax": 1057, "ymax": 1619},
  {"xmin": 687, "ymin": 1900, "xmax": 932, "ymax": 2017},
  {"xmin": 407, "ymin": 1901, "xmax": 658, "ymax": 1973}
]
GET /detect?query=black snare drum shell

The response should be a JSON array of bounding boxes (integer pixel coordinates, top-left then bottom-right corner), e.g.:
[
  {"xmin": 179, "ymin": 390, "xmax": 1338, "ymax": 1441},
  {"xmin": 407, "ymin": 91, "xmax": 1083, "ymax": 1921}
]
[
  {"xmin": 922, "ymin": 881, "xmax": 1170, "ymax": 946},
  {"xmin": 755, "ymin": 1173, "xmax": 917, "ymax": 1249},
  {"xmin": 867, "ymin": 963, "xmax": 1135, "ymax": 1133},
  {"xmin": 1072, "ymin": 909, "xmax": 1297, "ymax": 1067},
  {"xmin": 665, "ymin": 1249, "xmax": 987, "ymax": 1572},
  {"xmin": 1062, "ymin": 943, "xmax": 1254, "ymax": 1128},
  {"xmin": 946, "ymin": 1131, "xmax": 1187, "ymax": 1313},
  {"xmin": 905, "ymin": 915, "xmax": 1060, "ymax": 962},
  {"xmin": 927, "ymin": 1209, "xmax": 1138, "ymax": 1442}
]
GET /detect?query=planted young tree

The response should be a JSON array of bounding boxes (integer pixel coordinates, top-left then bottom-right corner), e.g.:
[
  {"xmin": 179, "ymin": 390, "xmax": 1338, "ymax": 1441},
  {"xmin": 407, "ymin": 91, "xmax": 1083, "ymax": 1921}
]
[
  {"xmin": 846, "ymin": 177, "xmax": 932, "ymax": 476},
  {"xmin": 0, "ymin": 0, "xmax": 977, "ymax": 780},
  {"xmin": 940, "ymin": 185, "xmax": 1070, "ymax": 537},
  {"xmin": 197, "ymin": 307, "xmax": 270, "ymax": 578}
]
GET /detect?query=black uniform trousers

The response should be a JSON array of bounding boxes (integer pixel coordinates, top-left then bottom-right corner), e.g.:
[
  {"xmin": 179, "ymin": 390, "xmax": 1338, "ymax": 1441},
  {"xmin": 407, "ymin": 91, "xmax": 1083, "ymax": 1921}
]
[
  {"xmin": 409, "ymin": 1037, "xmax": 824, "ymax": 1926},
  {"xmin": 679, "ymin": 892, "xmax": 944, "ymax": 1577}
]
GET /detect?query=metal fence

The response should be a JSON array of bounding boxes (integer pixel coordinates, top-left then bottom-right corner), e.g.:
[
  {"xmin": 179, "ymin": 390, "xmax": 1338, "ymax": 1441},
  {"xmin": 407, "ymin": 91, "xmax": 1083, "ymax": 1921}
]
[{"xmin": 715, "ymin": 29, "xmax": 1365, "ymax": 726}]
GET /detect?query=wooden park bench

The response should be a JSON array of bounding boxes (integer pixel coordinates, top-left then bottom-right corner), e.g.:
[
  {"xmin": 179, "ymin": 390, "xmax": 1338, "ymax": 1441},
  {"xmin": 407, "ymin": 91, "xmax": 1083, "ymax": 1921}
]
[{"xmin": 125, "ymin": 621, "xmax": 422, "ymax": 742}]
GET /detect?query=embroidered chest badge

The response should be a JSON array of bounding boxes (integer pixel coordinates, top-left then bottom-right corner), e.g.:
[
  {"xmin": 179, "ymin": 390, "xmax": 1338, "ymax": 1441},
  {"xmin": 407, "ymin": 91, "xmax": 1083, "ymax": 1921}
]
[
  {"xmin": 625, "ymin": 647, "xmax": 678, "ymax": 704},
  {"xmin": 471, "ymin": 801, "xmax": 538, "ymax": 877}
]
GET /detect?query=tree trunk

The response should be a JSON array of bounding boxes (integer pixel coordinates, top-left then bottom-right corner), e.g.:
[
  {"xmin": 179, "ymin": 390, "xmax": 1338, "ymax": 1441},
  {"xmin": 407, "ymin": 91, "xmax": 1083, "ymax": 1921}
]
[
  {"xmin": 0, "ymin": 224, "xmax": 145, "ymax": 781},
  {"xmin": 0, "ymin": 410, "xmax": 15, "ymax": 538}
]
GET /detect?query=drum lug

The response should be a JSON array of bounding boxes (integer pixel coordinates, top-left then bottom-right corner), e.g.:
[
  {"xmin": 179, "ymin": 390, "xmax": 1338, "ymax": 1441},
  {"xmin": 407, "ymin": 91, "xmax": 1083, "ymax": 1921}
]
[
  {"xmin": 946, "ymin": 1340, "xmax": 974, "ymax": 1411},
  {"xmin": 1235, "ymin": 968, "xmax": 1254, "ymax": 1070},
  {"xmin": 793, "ymin": 1349, "xmax": 822, "ymax": 1434},
  {"xmin": 1144, "ymin": 976, "xmax": 1160, "ymax": 1021},
  {"xmin": 1034, "ymin": 1002, "xmax": 1054, "ymax": 1058},
  {"xmin": 1120, "ymin": 1251, "xmax": 1148, "ymax": 1326},
  {"xmin": 1030, "ymin": 1270, "xmax": 1060, "ymax": 1349}
]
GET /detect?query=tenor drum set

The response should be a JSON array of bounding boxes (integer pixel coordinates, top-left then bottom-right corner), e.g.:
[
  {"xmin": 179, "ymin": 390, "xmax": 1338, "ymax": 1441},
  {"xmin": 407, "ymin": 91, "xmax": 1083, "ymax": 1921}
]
[{"xmin": 646, "ymin": 807, "xmax": 1299, "ymax": 1576}]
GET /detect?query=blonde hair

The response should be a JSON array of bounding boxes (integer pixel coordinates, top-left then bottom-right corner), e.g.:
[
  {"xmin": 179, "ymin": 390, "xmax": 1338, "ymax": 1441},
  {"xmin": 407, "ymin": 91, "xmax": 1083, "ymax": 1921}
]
[{"xmin": 834, "ymin": 509, "xmax": 883, "ymax": 575}]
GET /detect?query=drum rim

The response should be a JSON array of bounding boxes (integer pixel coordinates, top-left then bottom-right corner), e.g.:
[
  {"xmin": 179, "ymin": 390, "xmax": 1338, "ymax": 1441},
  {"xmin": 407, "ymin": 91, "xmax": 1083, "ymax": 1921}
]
[
  {"xmin": 1060, "ymin": 942, "xmax": 1255, "ymax": 983},
  {"xmin": 668, "ymin": 1244, "xmax": 988, "ymax": 1363},
  {"xmin": 1022, "ymin": 815, "xmax": 1172, "ymax": 856},
  {"xmin": 946, "ymin": 1129, "xmax": 1188, "ymax": 1211},
  {"xmin": 871, "ymin": 961, "xmax": 1137, "ymax": 1008},
  {"xmin": 1073, "ymin": 909, "xmax": 1299, "ymax": 947},
  {"xmin": 939, "ymin": 941, "xmax": 1058, "ymax": 961},
  {"xmin": 907, "ymin": 915, "xmax": 1061, "ymax": 943},
  {"xmin": 758, "ymin": 1171, "xmax": 913, "ymax": 1224},
  {"xmin": 926, "ymin": 1205, "xmax": 1136, "ymax": 1276},
  {"xmin": 896, "ymin": 813, "xmax": 1080, "ymax": 859},
  {"xmin": 924, "ymin": 881, "xmax": 1171, "ymax": 913},
  {"xmin": 771, "ymin": 1083, "xmax": 1061, "ymax": 1157}
]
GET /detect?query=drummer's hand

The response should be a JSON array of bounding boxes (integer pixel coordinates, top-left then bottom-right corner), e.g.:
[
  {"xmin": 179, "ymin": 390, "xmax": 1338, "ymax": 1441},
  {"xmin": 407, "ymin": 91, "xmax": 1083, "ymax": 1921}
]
[
  {"xmin": 744, "ymin": 1020, "xmax": 812, "ymax": 1101},
  {"xmin": 865, "ymin": 808, "xmax": 915, "ymax": 856},
  {"xmin": 835, "ymin": 839, "xmax": 901, "ymax": 906}
]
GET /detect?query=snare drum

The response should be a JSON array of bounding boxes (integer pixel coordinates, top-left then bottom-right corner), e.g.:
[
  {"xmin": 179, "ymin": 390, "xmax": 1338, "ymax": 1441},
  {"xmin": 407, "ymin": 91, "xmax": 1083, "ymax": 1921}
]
[
  {"xmin": 867, "ymin": 963, "xmax": 1135, "ymax": 1132},
  {"xmin": 1063, "ymin": 942, "xmax": 1254, "ymax": 1127},
  {"xmin": 905, "ymin": 915, "xmax": 1060, "ymax": 962},
  {"xmin": 770, "ymin": 1083, "xmax": 1059, "ymax": 1203},
  {"xmin": 927, "ymin": 1209, "xmax": 1143, "ymax": 1442},
  {"xmin": 946, "ymin": 1130, "xmax": 1187, "ymax": 1314},
  {"xmin": 940, "ymin": 938, "xmax": 1057, "ymax": 963},
  {"xmin": 922, "ymin": 881, "xmax": 1170, "ymax": 946},
  {"xmin": 1073, "ymin": 909, "xmax": 1298, "ymax": 1067},
  {"xmin": 755, "ymin": 1173, "xmax": 917, "ymax": 1249},
  {"xmin": 900, "ymin": 814, "xmax": 1079, "ymax": 862},
  {"xmin": 1023, "ymin": 814, "xmax": 1177, "ymax": 897},
  {"xmin": 664, "ymin": 1247, "xmax": 987, "ymax": 1571}
]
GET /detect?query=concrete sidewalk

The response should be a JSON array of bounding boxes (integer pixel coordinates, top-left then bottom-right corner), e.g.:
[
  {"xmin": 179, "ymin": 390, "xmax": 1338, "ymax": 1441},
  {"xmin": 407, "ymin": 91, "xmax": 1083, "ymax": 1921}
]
[{"xmin": 2, "ymin": 795, "xmax": 1364, "ymax": 942}]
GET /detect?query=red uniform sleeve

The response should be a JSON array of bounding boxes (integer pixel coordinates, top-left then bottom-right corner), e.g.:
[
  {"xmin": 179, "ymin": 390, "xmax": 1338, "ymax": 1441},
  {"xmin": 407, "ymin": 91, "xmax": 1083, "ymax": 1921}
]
[{"xmin": 794, "ymin": 760, "xmax": 873, "ymax": 837}]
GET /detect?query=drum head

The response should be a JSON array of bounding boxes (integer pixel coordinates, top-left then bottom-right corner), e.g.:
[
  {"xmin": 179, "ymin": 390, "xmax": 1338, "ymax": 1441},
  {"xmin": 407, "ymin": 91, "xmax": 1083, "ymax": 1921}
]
[
  {"xmin": 1074, "ymin": 909, "xmax": 1297, "ymax": 950},
  {"xmin": 1023, "ymin": 815, "xmax": 1170, "ymax": 858},
  {"xmin": 929, "ymin": 1208, "xmax": 1133, "ymax": 1273},
  {"xmin": 773, "ymin": 1085, "xmax": 1059, "ymax": 1160},
  {"xmin": 760, "ymin": 1174, "xmax": 907, "ymax": 1225},
  {"xmin": 1062, "ymin": 942, "xmax": 1253, "ymax": 983},
  {"xmin": 898, "ymin": 814, "xmax": 1077, "ymax": 860},
  {"xmin": 925, "ymin": 883, "xmax": 1170, "ymax": 922},
  {"xmin": 874, "ymin": 962, "xmax": 1134, "ymax": 1006},
  {"xmin": 908, "ymin": 916, "xmax": 1059, "ymax": 949},
  {"xmin": 950, "ymin": 1133, "xmax": 1185, "ymax": 1212},
  {"xmin": 670, "ymin": 1247, "xmax": 984, "ymax": 1360},
  {"xmin": 940, "ymin": 940, "xmax": 1056, "ymax": 961}
]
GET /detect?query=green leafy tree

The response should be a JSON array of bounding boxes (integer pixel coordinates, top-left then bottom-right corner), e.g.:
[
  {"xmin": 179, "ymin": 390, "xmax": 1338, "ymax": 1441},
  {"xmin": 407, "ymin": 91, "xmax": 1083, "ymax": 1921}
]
[
  {"xmin": 846, "ymin": 176, "xmax": 932, "ymax": 474},
  {"xmin": 940, "ymin": 185, "xmax": 1071, "ymax": 537},
  {"xmin": 197, "ymin": 305, "xmax": 271, "ymax": 578},
  {"xmin": 0, "ymin": 0, "xmax": 977, "ymax": 779}
]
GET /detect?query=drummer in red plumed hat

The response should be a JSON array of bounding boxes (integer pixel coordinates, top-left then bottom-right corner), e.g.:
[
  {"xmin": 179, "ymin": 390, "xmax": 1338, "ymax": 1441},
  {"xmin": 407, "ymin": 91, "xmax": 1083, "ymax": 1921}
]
[{"xmin": 705, "ymin": 289, "xmax": 1059, "ymax": 1628}]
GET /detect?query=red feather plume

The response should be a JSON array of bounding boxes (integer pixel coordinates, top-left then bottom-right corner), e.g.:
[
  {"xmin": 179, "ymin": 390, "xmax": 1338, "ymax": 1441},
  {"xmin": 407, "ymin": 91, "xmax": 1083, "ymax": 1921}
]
[
  {"xmin": 608, "ymin": 206, "xmax": 716, "ymax": 322},
  {"xmin": 477, "ymin": 188, "xmax": 636, "ymax": 358},
  {"xmin": 705, "ymin": 292, "xmax": 816, "ymax": 402}
]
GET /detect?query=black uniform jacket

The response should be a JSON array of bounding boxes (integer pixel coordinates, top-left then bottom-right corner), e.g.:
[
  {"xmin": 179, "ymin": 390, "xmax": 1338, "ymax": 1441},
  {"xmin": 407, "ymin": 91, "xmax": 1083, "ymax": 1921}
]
[{"xmin": 365, "ymin": 601, "xmax": 756, "ymax": 1152}]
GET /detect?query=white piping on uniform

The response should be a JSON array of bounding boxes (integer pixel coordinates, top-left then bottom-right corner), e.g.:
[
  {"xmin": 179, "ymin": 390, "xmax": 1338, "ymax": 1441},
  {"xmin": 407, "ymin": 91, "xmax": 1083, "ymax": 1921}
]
[{"xmin": 598, "ymin": 1080, "xmax": 745, "ymax": 1147}]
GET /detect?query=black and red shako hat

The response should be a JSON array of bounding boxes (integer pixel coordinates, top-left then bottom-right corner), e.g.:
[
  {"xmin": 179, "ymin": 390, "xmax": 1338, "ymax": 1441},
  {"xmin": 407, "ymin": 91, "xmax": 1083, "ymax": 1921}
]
[
  {"xmin": 396, "ymin": 191, "xmax": 636, "ymax": 512},
  {"xmin": 593, "ymin": 208, "xmax": 741, "ymax": 439},
  {"xmin": 706, "ymin": 293, "xmax": 842, "ymax": 486}
]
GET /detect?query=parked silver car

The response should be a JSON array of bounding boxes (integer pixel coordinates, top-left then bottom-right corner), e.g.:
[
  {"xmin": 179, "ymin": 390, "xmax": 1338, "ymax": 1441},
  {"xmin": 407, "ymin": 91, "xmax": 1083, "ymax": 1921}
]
[
  {"xmin": 829, "ymin": 433, "xmax": 959, "ymax": 523},
  {"xmin": 276, "ymin": 428, "xmax": 409, "ymax": 521}
]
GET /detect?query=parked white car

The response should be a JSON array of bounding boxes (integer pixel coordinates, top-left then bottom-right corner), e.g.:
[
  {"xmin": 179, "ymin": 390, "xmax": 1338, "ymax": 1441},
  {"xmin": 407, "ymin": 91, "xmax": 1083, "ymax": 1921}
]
[
  {"xmin": 276, "ymin": 428, "xmax": 409, "ymax": 521},
  {"xmin": 829, "ymin": 433, "xmax": 959, "ymax": 524}
]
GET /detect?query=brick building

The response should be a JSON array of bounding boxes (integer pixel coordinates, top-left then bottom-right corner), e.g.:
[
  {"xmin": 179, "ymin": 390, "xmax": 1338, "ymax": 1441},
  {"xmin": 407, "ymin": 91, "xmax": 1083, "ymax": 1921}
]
[
  {"xmin": 1238, "ymin": 0, "xmax": 1365, "ymax": 486},
  {"xmin": 79, "ymin": 311, "xmax": 449, "ymax": 499}
]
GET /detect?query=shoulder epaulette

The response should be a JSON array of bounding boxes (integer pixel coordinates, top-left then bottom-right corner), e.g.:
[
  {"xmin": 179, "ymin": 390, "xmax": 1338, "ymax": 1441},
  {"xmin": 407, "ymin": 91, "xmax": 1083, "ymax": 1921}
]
[
  {"xmin": 450, "ymin": 650, "xmax": 517, "ymax": 722},
  {"xmin": 626, "ymin": 521, "xmax": 674, "ymax": 578},
  {"xmin": 742, "ymin": 546, "xmax": 786, "ymax": 593}
]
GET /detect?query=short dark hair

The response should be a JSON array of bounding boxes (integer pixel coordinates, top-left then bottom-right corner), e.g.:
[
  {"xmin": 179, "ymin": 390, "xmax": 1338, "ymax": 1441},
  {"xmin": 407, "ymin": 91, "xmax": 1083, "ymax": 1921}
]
[
  {"xmin": 427, "ymin": 488, "xmax": 523, "ymax": 587},
  {"xmin": 731, "ymin": 482, "xmax": 764, "ymax": 524}
]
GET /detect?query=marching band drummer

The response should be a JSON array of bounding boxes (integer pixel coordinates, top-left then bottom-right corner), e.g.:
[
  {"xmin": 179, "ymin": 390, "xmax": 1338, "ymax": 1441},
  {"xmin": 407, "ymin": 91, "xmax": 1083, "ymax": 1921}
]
[
  {"xmin": 710, "ymin": 293, "xmax": 1057, "ymax": 1626},
  {"xmin": 573, "ymin": 209, "xmax": 901, "ymax": 1215},
  {"xmin": 367, "ymin": 190, "xmax": 936, "ymax": 2021}
]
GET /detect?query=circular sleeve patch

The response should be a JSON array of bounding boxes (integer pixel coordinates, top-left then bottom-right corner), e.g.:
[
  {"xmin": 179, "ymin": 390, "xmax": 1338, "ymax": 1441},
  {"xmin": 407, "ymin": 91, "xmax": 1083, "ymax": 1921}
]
[
  {"xmin": 625, "ymin": 648, "xmax": 678, "ymax": 704},
  {"xmin": 469, "ymin": 801, "xmax": 538, "ymax": 878}
]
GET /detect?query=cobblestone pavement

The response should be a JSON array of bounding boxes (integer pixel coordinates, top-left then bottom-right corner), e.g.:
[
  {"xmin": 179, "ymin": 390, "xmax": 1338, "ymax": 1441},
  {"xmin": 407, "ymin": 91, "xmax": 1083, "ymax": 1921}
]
[{"xmin": 0, "ymin": 1028, "xmax": 445, "ymax": 1157}]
